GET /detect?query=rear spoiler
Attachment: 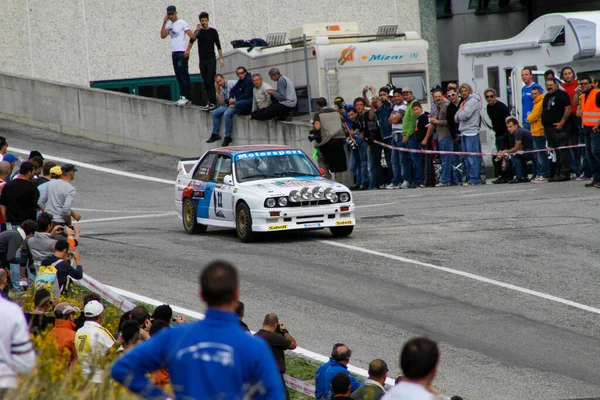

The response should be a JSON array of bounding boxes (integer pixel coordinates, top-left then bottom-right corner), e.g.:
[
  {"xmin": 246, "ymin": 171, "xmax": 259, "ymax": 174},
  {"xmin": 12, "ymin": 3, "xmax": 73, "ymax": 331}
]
[{"xmin": 177, "ymin": 158, "xmax": 199, "ymax": 177}]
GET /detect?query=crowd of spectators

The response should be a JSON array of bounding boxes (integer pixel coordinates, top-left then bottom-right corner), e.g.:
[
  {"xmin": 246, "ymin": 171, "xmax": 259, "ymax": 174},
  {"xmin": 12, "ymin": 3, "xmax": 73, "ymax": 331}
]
[{"xmin": 2, "ymin": 259, "xmax": 461, "ymax": 399}]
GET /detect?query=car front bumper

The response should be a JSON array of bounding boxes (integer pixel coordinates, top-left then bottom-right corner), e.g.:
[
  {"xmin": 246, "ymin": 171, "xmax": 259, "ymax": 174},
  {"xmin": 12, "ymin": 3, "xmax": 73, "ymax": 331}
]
[{"xmin": 251, "ymin": 203, "xmax": 355, "ymax": 232}]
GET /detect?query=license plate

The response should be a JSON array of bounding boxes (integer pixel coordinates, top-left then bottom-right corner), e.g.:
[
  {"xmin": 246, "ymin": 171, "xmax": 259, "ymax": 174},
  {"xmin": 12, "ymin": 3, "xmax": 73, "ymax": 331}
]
[
  {"xmin": 336, "ymin": 220, "xmax": 353, "ymax": 226},
  {"xmin": 303, "ymin": 223, "xmax": 321, "ymax": 228},
  {"xmin": 268, "ymin": 225, "xmax": 288, "ymax": 231}
]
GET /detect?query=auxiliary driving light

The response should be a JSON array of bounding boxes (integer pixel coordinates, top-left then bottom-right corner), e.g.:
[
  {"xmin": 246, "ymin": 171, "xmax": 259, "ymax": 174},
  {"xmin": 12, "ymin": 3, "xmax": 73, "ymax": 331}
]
[
  {"xmin": 289, "ymin": 190, "xmax": 301, "ymax": 202},
  {"xmin": 312, "ymin": 186, "xmax": 325, "ymax": 199},
  {"xmin": 300, "ymin": 187, "xmax": 313, "ymax": 200}
]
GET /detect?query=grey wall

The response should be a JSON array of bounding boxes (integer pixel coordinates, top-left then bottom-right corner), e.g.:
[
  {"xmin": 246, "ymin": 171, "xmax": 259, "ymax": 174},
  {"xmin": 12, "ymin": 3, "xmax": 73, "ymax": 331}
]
[
  {"xmin": 0, "ymin": 72, "xmax": 317, "ymax": 159},
  {"xmin": 436, "ymin": 0, "xmax": 529, "ymax": 82}
]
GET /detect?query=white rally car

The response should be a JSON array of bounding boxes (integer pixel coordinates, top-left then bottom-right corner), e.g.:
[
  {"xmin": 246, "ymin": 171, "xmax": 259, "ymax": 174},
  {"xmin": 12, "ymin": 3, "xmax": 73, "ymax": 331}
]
[{"xmin": 175, "ymin": 145, "xmax": 355, "ymax": 242}]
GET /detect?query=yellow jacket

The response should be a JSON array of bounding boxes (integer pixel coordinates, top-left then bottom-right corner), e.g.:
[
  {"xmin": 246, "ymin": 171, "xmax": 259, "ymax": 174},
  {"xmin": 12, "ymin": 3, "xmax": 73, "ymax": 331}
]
[{"xmin": 527, "ymin": 94, "xmax": 545, "ymax": 137}]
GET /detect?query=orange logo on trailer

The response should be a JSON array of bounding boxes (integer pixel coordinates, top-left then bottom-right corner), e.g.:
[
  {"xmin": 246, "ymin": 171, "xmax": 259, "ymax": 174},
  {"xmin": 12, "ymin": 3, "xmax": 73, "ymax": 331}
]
[{"xmin": 338, "ymin": 46, "xmax": 356, "ymax": 66}]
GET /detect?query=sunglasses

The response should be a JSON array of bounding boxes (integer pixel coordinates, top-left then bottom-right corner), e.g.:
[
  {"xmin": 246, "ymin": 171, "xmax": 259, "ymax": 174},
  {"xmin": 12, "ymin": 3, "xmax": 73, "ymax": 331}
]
[
  {"xmin": 447, "ymin": 93, "xmax": 457, "ymax": 97},
  {"xmin": 485, "ymin": 95, "xmax": 495, "ymax": 99},
  {"xmin": 236, "ymin": 71, "xmax": 246, "ymax": 76}
]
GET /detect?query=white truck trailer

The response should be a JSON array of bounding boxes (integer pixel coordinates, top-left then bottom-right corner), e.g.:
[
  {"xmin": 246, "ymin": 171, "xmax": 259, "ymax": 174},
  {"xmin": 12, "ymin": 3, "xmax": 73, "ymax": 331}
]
[
  {"xmin": 458, "ymin": 12, "xmax": 600, "ymax": 159},
  {"xmin": 220, "ymin": 22, "xmax": 430, "ymax": 112}
]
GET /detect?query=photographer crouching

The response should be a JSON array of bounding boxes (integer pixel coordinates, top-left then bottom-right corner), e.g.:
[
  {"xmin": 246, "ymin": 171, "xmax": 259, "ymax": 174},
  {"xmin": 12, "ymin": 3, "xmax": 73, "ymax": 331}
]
[
  {"xmin": 255, "ymin": 313, "xmax": 297, "ymax": 400},
  {"xmin": 310, "ymin": 97, "xmax": 348, "ymax": 182}
]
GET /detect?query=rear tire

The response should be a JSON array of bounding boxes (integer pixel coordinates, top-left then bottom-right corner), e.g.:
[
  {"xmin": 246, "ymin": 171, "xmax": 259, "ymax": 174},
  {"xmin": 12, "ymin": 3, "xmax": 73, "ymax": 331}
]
[
  {"xmin": 236, "ymin": 202, "xmax": 256, "ymax": 242},
  {"xmin": 182, "ymin": 198, "xmax": 207, "ymax": 234},
  {"xmin": 330, "ymin": 225, "xmax": 354, "ymax": 237}
]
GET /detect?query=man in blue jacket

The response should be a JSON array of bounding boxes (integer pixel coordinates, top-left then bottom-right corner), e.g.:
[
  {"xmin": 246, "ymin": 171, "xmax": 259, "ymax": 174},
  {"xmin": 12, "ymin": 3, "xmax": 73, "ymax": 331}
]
[
  {"xmin": 111, "ymin": 260, "xmax": 285, "ymax": 400},
  {"xmin": 207, "ymin": 67, "xmax": 253, "ymax": 147},
  {"xmin": 315, "ymin": 343, "xmax": 363, "ymax": 400}
]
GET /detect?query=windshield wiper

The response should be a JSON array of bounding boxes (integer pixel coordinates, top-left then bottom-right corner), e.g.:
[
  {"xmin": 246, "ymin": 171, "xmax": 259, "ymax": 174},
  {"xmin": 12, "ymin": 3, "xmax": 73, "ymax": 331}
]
[
  {"xmin": 240, "ymin": 174, "xmax": 270, "ymax": 181},
  {"xmin": 274, "ymin": 171, "xmax": 316, "ymax": 177}
]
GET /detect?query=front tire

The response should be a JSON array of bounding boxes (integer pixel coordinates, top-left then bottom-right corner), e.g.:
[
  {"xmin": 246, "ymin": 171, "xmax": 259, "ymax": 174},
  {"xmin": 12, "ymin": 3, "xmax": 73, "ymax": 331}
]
[
  {"xmin": 182, "ymin": 198, "xmax": 207, "ymax": 234},
  {"xmin": 236, "ymin": 202, "xmax": 255, "ymax": 242},
  {"xmin": 330, "ymin": 225, "xmax": 354, "ymax": 237}
]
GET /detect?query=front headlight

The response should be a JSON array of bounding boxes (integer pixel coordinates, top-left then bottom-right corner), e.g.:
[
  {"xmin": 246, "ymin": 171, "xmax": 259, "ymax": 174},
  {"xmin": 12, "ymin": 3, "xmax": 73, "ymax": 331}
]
[
  {"xmin": 313, "ymin": 186, "xmax": 325, "ymax": 199},
  {"xmin": 300, "ymin": 187, "xmax": 313, "ymax": 200},
  {"xmin": 278, "ymin": 197, "xmax": 288, "ymax": 207},
  {"xmin": 339, "ymin": 192, "xmax": 350, "ymax": 202},
  {"xmin": 265, "ymin": 198, "xmax": 277, "ymax": 208},
  {"xmin": 289, "ymin": 190, "xmax": 301, "ymax": 202}
]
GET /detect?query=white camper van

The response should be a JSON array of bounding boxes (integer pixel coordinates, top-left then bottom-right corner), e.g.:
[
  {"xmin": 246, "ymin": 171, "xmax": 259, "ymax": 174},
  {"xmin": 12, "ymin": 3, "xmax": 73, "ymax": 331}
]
[
  {"xmin": 221, "ymin": 23, "xmax": 430, "ymax": 112},
  {"xmin": 458, "ymin": 11, "xmax": 600, "ymax": 161}
]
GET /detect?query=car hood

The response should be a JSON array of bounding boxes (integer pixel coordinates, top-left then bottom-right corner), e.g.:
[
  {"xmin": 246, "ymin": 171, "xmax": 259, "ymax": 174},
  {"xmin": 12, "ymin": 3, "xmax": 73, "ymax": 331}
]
[{"xmin": 239, "ymin": 177, "xmax": 349, "ymax": 196}]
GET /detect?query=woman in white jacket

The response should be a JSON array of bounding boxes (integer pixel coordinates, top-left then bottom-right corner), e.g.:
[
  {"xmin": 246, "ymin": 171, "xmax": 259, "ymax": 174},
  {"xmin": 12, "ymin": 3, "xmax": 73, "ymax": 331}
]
[{"xmin": 454, "ymin": 84, "xmax": 483, "ymax": 185}]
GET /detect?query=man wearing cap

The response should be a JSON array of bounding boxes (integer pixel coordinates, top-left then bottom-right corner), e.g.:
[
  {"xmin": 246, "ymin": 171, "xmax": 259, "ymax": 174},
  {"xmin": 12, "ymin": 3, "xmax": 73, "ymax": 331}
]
[
  {"xmin": 39, "ymin": 163, "xmax": 81, "ymax": 227},
  {"xmin": 49, "ymin": 302, "xmax": 80, "ymax": 366},
  {"xmin": 39, "ymin": 239, "xmax": 82, "ymax": 293},
  {"xmin": 0, "ymin": 161, "xmax": 39, "ymax": 228},
  {"xmin": 161, "ymin": 5, "xmax": 194, "ymax": 106},
  {"xmin": 76, "ymin": 300, "xmax": 117, "ymax": 383}
]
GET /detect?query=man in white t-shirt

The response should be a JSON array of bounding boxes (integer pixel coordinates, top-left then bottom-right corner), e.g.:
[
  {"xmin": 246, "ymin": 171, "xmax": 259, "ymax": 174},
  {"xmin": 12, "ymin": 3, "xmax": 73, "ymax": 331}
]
[
  {"xmin": 388, "ymin": 91, "xmax": 409, "ymax": 188},
  {"xmin": 75, "ymin": 301, "xmax": 117, "ymax": 383},
  {"xmin": 160, "ymin": 5, "xmax": 194, "ymax": 106},
  {"xmin": 382, "ymin": 337, "xmax": 440, "ymax": 400}
]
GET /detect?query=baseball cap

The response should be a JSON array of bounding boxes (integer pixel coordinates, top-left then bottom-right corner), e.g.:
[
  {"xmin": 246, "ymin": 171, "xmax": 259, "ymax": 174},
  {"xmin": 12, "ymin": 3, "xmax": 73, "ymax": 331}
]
[
  {"xmin": 430, "ymin": 84, "xmax": 443, "ymax": 92},
  {"xmin": 333, "ymin": 96, "xmax": 344, "ymax": 104},
  {"xmin": 29, "ymin": 150, "xmax": 44, "ymax": 160},
  {"xmin": 55, "ymin": 302, "xmax": 80, "ymax": 316},
  {"xmin": 84, "ymin": 300, "xmax": 104, "ymax": 317},
  {"xmin": 166, "ymin": 5, "xmax": 176, "ymax": 14},
  {"xmin": 401, "ymin": 87, "xmax": 412, "ymax": 93},
  {"xmin": 3, "ymin": 154, "xmax": 18, "ymax": 163},
  {"xmin": 49, "ymin": 166, "xmax": 62, "ymax": 176},
  {"xmin": 61, "ymin": 163, "xmax": 78, "ymax": 173}
]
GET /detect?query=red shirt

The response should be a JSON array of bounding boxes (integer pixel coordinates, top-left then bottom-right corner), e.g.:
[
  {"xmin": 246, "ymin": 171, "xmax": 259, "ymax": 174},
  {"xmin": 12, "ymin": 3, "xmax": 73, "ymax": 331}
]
[{"xmin": 561, "ymin": 79, "xmax": 578, "ymax": 109}]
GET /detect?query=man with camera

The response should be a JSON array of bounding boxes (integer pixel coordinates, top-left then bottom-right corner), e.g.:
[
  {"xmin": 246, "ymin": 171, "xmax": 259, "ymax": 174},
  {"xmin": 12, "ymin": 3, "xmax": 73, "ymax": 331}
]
[
  {"xmin": 255, "ymin": 313, "xmax": 297, "ymax": 399},
  {"xmin": 39, "ymin": 239, "xmax": 83, "ymax": 294},
  {"xmin": 311, "ymin": 98, "xmax": 348, "ymax": 181}
]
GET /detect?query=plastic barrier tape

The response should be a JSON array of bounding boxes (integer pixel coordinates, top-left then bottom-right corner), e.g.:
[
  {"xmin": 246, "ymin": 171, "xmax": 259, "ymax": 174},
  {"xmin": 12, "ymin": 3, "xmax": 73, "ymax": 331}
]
[
  {"xmin": 78, "ymin": 273, "xmax": 137, "ymax": 312},
  {"xmin": 283, "ymin": 375, "xmax": 316, "ymax": 397}
]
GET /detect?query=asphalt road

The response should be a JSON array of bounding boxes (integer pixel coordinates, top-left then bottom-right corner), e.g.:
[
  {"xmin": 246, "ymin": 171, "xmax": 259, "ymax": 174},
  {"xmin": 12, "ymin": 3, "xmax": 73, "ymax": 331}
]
[{"xmin": 3, "ymin": 119, "xmax": 600, "ymax": 399}]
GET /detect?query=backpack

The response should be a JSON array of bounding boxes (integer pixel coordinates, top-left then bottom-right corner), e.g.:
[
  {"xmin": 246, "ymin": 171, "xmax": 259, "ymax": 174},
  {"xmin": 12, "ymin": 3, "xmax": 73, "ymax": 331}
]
[{"xmin": 34, "ymin": 259, "xmax": 62, "ymax": 301}]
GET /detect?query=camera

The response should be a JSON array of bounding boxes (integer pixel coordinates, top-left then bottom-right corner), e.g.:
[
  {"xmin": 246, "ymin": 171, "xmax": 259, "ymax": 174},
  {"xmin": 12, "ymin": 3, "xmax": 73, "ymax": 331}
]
[
  {"xmin": 346, "ymin": 137, "xmax": 358, "ymax": 150},
  {"xmin": 308, "ymin": 129, "xmax": 322, "ymax": 143}
]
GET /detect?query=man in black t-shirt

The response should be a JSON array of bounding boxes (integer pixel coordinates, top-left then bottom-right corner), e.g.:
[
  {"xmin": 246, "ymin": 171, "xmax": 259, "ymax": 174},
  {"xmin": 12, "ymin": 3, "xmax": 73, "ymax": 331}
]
[
  {"xmin": 186, "ymin": 12, "xmax": 224, "ymax": 111},
  {"xmin": 0, "ymin": 162, "xmax": 39, "ymax": 227},
  {"xmin": 485, "ymin": 89, "xmax": 510, "ymax": 178},
  {"xmin": 254, "ymin": 313, "xmax": 297, "ymax": 400},
  {"xmin": 412, "ymin": 102, "xmax": 435, "ymax": 187},
  {"xmin": 542, "ymin": 79, "xmax": 572, "ymax": 181}
]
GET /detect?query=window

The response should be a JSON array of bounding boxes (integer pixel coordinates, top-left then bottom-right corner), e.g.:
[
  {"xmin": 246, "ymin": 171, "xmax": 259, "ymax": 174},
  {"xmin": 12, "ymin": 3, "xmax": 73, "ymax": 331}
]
[
  {"xmin": 539, "ymin": 26, "xmax": 565, "ymax": 47},
  {"xmin": 105, "ymin": 87, "xmax": 130, "ymax": 95},
  {"xmin": 212, "ymin": 155, "xmax": 232, "ymax": 183},
  {"xmin": 487, "ymin": 67, "xmax": 500, "ymax": 94},
  {"xmin": 436, "ymin": 0, "xmax": 452, "ymax": 18},
  {"xmin": 389, "ymin": 72, "xmax": 428, "ymax": 102},
  {"xmin": 469, "ymin": 0, "xmax": 521, "ymax": 14},
  {"xmin": 193, "ymin": 153, "xmax": 217, "ymax": 181},
  {"xmin": 137, "ymin": 84, "xmax": 173, "ymax": 101}
]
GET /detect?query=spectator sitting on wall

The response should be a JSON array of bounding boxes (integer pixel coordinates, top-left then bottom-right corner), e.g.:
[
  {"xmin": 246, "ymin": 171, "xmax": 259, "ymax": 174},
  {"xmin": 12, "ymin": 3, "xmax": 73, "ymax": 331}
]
[
  {"xmin": 249, "ymin": 73, "xmax": 273, "ymax": 120},
  {"xmin": 206, "ymin": 67, "xmax": 253, "ymax": 147},
  {"xmin": 252, "ymin": 68, "xmax": 297, "ymax": 121}
]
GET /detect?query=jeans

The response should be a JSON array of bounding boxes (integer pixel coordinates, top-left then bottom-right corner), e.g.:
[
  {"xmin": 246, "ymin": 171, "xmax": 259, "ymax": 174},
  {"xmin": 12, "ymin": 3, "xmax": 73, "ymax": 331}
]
[
  {"xmin": 581, "ymin": 131, "xmax": 592, "ymax": 177},
  {"xmin": 367, "ymin": 143, "xmax": 382, "ymax": 189},
  {"xmin": 522, "ymin": 121, "xmax": 531, "ymax": 131},
  {"xmin": 407, "ymin": 136, "xmax": 422, "ymax": 184},
  {"xmin": 438, "ymin": 137, "xmax": 456, "ymax": 184},
  {"xmin": 199, "ymin": 57, "xmax": 217, "ymax": 105},
  {"xmin": 584, "ymin": 127, "xmax": 600, "ymax": 181},
  {"xmin": 350, "ymin": 142, "xmax": 369, "ymax": 187},
  {"xmin": 251, "ymin": 101, "xmax": 294, "ymax": 120},
  {"xmin": 532, "ymin": 136, "xmax": 549, "ymax": 177},
  {"xmin": 461, "ymin": 134, "xmax": 482, "ymax": 184},
  {"xmin": 513, "ymin": 153, "xmax": 534, "ymax": 179},
  {"xmin": 453, "ymin": 138, "xmax": 463, "ymax": 183},
  {"xmin": 569, "ymin": 116, "xmax": 582, "ymax": 174},
  {"xmin": 171, "ymin": 51, "xmax": 191, "ymax": 100},
  {"xmin": 390, "ymin": 134, "xmax": 405, "ymax": 186},
  {"xmin": 545, "ymin": 125, "xmax": 571, "ymax": 177}
]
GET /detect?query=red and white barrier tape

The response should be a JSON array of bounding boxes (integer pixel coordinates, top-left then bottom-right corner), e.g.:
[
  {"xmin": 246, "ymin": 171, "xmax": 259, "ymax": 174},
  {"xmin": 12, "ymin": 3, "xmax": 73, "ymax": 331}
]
[
  {"xmin": 283, "ymin": 375, "xmax": 316, "ymax": 397},
  {"xmin": 373, "ymin": 140, "xmax": 585, "ymax": 157}
]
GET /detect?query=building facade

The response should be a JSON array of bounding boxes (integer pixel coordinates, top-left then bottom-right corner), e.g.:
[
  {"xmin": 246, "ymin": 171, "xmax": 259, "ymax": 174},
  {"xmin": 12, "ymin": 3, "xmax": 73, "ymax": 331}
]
[{"xmin": 1, "ymin": 0, "xmax": 441, "ymax": 102}]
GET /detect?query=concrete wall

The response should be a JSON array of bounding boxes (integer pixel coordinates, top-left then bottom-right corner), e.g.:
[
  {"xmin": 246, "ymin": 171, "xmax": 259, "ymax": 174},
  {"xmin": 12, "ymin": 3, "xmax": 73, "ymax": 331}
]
[
  {"xmin": 2, "ymin": 0, "xmax": 422, "ymax": 87},
  {"xmin": 0, "ymin": 72, "xmax": 317, "ymax": 159}
]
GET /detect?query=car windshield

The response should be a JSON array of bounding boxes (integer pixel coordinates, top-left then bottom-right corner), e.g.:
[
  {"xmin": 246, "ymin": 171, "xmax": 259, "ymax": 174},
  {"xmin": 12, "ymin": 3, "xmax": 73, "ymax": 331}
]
[{"xmin": 234, "ymin": 150, "xmax": 320, "ymax": 182}]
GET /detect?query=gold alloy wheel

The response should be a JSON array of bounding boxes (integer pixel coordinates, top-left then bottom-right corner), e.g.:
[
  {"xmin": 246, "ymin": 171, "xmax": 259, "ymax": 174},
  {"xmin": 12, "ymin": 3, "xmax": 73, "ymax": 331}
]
[
  {"xmin": 183, "ymin": 199, "xmax": 195, "ymax": 232},
  {"xmin": 237, "ymin": 207, "xmax": 248, "ymax": 237}
]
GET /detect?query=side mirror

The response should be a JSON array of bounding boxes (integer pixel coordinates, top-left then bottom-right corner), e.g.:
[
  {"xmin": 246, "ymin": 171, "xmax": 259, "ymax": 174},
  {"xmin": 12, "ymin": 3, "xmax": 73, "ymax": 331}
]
[{"xmin": 224, "ymin": 174, "xmax": 234, "ymax": 185}]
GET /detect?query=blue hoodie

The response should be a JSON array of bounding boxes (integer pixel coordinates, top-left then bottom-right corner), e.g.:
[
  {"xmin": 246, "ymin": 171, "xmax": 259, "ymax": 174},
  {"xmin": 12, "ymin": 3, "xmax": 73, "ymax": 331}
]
[
  {"xmin": 315, "ymin": 358, "xmax": 363, "ymax": 400},
  {"xmin": 111, "ymin": 309, "xmax": 285, "ymax": 400}
]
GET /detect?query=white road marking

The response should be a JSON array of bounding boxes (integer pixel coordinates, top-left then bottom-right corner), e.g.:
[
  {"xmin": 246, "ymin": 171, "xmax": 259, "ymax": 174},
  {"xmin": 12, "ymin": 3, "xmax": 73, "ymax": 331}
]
[
  {"xmin": 74, "ymin": 212, "xmax": 177, "ymax": 224},
  {"xmin": 106, "ymin": 284, "xmax": 394, "ymax": 384},
  {"xmin": 355, "ymin": 202, "xmax": 397, "ymax": 209},
  {"xmin": 461, "ymin": 188, "xmax": 539, "ymax": 197},
  {"xmin": 74, "ymin": 208, "xmax": 173, "ymax": 213},
  {"xmin": 319, "ymin": 240, "xmax": 600, "ymax": 315},
  {"xmin": 10, "ymin": 146, "xmax": 175, "ymax": 185}
]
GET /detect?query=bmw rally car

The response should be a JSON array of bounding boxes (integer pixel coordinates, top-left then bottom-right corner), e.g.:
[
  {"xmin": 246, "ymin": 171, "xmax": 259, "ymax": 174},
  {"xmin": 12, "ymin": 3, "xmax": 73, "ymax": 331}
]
[{"xmin": 175, "ymin": 145, "xmax": 355, "ymax": 242}]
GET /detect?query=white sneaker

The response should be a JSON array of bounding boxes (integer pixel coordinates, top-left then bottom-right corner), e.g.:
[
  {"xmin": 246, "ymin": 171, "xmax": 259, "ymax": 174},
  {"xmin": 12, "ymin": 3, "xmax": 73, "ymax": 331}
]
[
  {"xmin": 400, "ymin": 181, "xmax": 409, "ymax": 189},
  {"xmin": 385, "ymin": 183, "xmax": 400, "ymax": 189},
  {"xmin": 532, "ymin": 177, "xmax": 548, "ymax": 183},
  {"xmin": 176, "ymin": 96, "xmax": 191, "ymax": 106}
]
